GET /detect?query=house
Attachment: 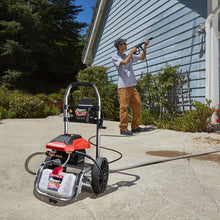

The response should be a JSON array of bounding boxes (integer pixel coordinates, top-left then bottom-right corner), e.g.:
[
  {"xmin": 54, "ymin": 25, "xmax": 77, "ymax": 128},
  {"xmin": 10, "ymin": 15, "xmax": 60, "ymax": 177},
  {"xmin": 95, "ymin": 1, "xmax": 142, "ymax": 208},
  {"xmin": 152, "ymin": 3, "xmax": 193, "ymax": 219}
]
[{"xmin": 82, "ymin": 0, "xmax": 220, "ymax": 120}]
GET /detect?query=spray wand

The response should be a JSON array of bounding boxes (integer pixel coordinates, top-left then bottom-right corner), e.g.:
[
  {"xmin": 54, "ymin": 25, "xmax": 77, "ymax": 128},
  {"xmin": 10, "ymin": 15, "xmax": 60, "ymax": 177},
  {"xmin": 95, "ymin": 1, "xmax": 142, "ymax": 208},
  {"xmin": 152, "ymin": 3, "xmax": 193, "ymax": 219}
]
[
  {"xmin": 135, "ymin": 36, "xmax": 154, "ymax": 49},
  {"xmin": 134, "ymin": 36, "xmax": 155, "ymax": 55},
  {"xmin": 134, "ymin": 26, "xmax": 171, "ymax": 53}
]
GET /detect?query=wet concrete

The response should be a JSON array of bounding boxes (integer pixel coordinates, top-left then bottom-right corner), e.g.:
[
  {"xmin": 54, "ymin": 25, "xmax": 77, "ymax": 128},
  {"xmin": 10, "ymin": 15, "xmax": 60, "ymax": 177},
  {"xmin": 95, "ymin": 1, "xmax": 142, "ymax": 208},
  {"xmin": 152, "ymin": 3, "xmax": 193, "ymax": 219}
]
[{"xmin": 146, "ymin": 150, "xmax": 220, "ymax": 164}]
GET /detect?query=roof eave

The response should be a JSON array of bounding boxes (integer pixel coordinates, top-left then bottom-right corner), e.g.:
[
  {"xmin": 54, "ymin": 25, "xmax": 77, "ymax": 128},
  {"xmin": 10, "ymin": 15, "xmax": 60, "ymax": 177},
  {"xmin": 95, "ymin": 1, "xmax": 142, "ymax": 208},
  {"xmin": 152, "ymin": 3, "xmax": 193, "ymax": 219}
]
[{"xmin": 82, "ymin": 0, "xmax": 107, "ymax": 65}]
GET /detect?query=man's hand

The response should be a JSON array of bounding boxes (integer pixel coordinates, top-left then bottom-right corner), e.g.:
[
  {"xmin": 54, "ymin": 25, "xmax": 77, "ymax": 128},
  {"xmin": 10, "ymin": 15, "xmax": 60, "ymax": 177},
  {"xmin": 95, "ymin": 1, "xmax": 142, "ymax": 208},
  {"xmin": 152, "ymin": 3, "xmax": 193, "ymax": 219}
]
[
  {"xmin": 131, "ymin": 47, "xmax": 137, "ymax": 54},
  {"xmin": 139, "ymin": 39, "xmax": 149, "ymax": 60},
  {"xmin": 144, "ymin": 39, "xmax": 150, "ymax": 46},
  {"xmin": 120, "ymin": 47, "xmax": 137, "ymax": 65}
]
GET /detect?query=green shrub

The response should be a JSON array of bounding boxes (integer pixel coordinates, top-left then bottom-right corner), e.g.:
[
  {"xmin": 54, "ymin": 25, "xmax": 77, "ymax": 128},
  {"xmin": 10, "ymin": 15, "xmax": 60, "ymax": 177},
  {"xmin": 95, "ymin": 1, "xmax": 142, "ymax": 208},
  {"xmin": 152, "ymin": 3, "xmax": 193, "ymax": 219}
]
[
  {"xmin": 72, "ymin": 66, "xmax": 119, "ymax": 120},
  {"xmin": 77, "ymin": 66, "xmax": 109, "ymax": 88},
  {"xmin": 0, "ymin": 86, "xmax": 63, "ymax": 119},
  {"xmin": 48, "ymin": 93, "xmax": 63, "ymax": 102},
  {"xmin": 0, "ymin": 106, "xmax": 10, "ymax": 119},
  {"xmin": 155, "ymin": 100, "xmax": 215, "ymax": 132},
  {"xmin": 100, "ymin": 84, "xmax": 119, "ymax": 121},
  {"xmin": 0, "ymin": 86, "xmax": 20, "ymax": 119},
  {"xmin": 177, "ymin": 100, "xmax": 215, "ymax": 132},
  {"xmin": 140, "ymin": 108, "xmax": 159, "ymax": 125},
  {"xmin": 0, "ymin": 85, "xmax": 10, "ymax": 109},
  {"xmin": 155, "ymin": 112, "xmax": 177, "ymax": 129},
  {"xmin": 44, "ymin": 103, "xmax": 60, "ymax": 116},
  {"xmin": 9, "ymin": 95, "xmax": 46, "ymax": 118},
  {"xmin": 137, "ymin": 63, "xmax": 179, "ymax": 114},
  {"xmin": 35, "ymin": 93, "xmax": 48, "ymax": 101}
]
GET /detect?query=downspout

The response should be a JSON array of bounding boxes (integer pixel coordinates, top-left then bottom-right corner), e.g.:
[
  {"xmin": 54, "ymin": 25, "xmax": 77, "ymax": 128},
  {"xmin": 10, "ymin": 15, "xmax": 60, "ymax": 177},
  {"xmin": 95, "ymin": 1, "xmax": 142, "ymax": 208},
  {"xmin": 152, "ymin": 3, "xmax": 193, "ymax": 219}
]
[
  {"xmin": 205, "ymin": 14, "xmax": 214, "ymax": 101},
  {"xmin": 205, "ymin": 5, "xmax": 220, "ymax": 123}
]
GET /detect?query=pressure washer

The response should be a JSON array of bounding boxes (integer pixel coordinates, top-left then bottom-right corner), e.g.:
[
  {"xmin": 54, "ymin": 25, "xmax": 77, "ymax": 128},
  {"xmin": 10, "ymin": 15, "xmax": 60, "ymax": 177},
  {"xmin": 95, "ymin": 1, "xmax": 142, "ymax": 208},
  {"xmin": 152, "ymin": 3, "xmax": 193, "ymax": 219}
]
[{"xmin": 27, "ymin": 82, "xmax": 109, "ymax": 203}]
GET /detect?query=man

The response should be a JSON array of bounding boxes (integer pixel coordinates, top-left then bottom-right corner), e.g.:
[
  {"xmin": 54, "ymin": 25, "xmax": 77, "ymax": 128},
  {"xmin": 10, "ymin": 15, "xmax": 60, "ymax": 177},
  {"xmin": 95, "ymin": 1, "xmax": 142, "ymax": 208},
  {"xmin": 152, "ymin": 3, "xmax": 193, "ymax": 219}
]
[{"xmin": 112, "ymin": 38, "xmax": 150, "ymax": 135}]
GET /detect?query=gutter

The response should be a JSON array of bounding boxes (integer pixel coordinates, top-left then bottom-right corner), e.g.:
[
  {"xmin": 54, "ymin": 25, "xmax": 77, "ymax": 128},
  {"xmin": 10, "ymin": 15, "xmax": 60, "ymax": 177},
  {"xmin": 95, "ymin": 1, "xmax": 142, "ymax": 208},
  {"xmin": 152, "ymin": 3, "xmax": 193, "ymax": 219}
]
[{"xmin": 82, "ymin": 0, "xmax": 107, "ymax": 65}]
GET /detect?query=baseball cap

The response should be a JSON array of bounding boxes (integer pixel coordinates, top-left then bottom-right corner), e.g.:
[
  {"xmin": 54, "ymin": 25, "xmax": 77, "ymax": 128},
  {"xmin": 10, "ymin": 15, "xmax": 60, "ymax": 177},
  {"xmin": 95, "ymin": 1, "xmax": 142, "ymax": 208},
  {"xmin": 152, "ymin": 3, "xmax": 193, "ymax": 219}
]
[{"xmin": 114, "ymin": 38, "xmax": 127, "ymax": 48}]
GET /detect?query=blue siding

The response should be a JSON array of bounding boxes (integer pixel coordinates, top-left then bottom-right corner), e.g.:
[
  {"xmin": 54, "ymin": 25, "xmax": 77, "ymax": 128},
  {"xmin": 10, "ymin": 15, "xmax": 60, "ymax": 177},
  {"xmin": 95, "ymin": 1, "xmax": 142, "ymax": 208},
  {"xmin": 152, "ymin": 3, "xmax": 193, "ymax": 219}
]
[{"xmin": 91, "ymin": 0, "xmax": 207, "ymax": 103}]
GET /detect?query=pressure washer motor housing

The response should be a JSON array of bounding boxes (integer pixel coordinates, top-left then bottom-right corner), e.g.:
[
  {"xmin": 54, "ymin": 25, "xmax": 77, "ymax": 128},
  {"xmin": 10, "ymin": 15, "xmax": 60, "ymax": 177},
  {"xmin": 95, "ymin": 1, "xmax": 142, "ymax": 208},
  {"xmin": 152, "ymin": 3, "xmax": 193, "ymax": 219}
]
[{"xmin": 34, "ymin": 82, "xmax": 109, "ymax": 204}]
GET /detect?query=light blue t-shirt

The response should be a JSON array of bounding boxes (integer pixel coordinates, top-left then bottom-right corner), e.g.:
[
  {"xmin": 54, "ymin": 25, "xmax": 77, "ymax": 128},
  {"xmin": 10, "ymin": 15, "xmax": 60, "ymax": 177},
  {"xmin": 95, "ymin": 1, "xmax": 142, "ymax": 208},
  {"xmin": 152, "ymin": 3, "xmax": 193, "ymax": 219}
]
[{"xmin": 112, "ymin": 52, "xmax": 140, "ymax": 89}]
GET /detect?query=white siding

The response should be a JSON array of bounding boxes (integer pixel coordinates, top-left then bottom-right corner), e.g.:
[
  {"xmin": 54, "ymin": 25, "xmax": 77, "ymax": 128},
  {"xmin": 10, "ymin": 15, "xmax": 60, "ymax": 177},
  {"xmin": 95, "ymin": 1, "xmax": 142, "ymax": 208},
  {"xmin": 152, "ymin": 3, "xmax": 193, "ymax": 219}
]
[{"xmin": 91, "ymin": 0, "xmax": 207, "ymax": 102}]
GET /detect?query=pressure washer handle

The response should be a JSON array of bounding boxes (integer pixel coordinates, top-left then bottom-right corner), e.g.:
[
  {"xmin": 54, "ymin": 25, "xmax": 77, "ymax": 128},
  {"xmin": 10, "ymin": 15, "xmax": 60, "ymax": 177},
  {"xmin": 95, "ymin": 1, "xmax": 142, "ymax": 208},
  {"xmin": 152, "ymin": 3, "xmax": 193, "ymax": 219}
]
[
  {"xmin": 135, "ymin": 37, "xmax": 154, "ymax": 48},
  {"xmin": 134, "ymin": 37, "xmax": 154, "ymax": 55},
  {"xmin": 135, "ymin": 42, "xmax": 144, "ymax": 48},
  {"xmin": 63, "ymin": 81, "xmax": 102, "ymax": 158}
]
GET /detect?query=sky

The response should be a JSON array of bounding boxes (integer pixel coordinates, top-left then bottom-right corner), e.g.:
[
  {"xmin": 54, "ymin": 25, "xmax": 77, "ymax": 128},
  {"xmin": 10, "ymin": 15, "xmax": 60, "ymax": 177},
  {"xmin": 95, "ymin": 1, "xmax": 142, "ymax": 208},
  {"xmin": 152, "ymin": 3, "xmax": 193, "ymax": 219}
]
[{"xmin": 74, "ymin": 0, "xmax": 97, "ymax": 34}]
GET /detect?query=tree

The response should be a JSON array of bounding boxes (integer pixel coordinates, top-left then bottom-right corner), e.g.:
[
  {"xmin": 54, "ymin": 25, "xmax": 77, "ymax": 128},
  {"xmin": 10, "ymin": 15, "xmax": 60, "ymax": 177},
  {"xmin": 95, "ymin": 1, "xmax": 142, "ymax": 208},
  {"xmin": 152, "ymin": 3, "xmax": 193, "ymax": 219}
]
[{"xmin": 0, "ymin": 0, "xmax": 86, "ymax": 93}]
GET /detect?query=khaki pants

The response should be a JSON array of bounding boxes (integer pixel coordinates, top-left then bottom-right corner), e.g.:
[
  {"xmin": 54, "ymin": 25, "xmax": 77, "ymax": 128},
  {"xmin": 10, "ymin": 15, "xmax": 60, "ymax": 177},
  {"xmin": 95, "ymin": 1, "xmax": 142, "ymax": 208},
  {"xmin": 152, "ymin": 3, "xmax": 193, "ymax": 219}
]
[{"xmin": 118, "ymin": 86, "xmax": 142, "ymax": 132}]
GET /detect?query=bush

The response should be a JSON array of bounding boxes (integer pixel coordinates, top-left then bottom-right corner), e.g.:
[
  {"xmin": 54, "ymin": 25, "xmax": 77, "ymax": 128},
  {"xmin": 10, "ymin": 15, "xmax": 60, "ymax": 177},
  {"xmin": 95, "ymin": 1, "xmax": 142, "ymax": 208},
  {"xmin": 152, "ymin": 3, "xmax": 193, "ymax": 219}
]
[
  {"xmin": 0, "ymin": 106, "xmax": 10, "ymax": 119},
  {"xmin": 137, "ymin": 63, "xmax": 179, "ymax": 114},
  {"xmin": 44, "ymin": 102, "xmax": 60, "ymax": 116},
  {"xmin": 155, "ymin": 100, "xmax": 215, "ymax": 132},
  {"xmin": 72, "ymin": 66, "xmax": 119, "ymax": 120},
  {"xmin": 0, "ymin": 85, "xmax": 18, "ymax": 118},
  {"xmin": 0, "ymin": 85, "xmax": 10, "ymax": 109},
  {"xmin": 0, "ymin": 86, "xmax": 63, "ymax": 119},
  {"xmin": 100, "ymin": 84, "xmax": 119, "ymax": 121},
  {"xmin": 9, "ymin": 94, "xmax": 46, "ymax": 118},
  {"xmin": 177, "ymin": 100, "xmax": 215, "ymax": 132},
  {"xmin": 35, "ymin": 93, "xmax": 48, "ymax": 101},
  {"xmin": 140, "ymin": 108, "xmax": 159, "ymax": 125},
  {"xmin": 36, "ymin": 89, "xmax": 64, "ymax": 115},
  {"xmin": 77, "ymin": 66, "xmax": 109, "ymax": 88}
]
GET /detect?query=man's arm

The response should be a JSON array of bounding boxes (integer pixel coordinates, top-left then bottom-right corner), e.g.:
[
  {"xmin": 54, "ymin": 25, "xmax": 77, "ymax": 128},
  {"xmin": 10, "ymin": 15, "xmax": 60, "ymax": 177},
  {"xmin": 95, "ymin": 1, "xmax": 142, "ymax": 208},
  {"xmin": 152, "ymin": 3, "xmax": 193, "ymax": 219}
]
[
  {"xmin": 139, "ymin": 39, "xmax": 150, "ymax": 60},
  {"xmin": 120, "ymin": 47, "xmax": 137, "ymax": 65}
]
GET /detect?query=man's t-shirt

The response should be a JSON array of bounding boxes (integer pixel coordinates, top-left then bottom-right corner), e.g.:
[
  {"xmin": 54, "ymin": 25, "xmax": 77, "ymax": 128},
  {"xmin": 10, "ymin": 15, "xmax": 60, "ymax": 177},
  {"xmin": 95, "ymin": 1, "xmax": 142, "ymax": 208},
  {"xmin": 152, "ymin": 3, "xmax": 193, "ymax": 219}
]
[{"xmin": 112, "ymin": 52, "xmax": 140, "ymax": 89}]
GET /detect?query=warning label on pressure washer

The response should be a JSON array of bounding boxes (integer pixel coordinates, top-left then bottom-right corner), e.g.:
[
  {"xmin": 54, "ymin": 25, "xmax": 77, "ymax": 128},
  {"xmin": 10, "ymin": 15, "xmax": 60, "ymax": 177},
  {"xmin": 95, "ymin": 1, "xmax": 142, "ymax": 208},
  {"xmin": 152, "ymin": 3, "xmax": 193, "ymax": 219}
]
[{"xmin": 47, "ymin": 174, "xmax": 64, "ymax": 191}]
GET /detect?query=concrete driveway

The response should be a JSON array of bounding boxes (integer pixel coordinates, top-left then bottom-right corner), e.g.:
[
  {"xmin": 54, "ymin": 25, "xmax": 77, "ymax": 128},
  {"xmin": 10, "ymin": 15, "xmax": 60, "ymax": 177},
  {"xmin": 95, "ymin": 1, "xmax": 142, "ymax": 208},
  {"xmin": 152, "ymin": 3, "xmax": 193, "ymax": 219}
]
[{"xmin": 0, "ymin": 116, "xmax": 220, "ymax": 220}]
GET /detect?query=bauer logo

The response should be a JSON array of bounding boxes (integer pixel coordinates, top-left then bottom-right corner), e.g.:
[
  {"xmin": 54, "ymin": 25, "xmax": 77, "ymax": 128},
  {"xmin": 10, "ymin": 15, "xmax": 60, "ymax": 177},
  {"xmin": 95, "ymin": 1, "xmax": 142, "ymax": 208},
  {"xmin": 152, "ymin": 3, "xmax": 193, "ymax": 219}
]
[{"xmin": 47, "ymin": 174, "xmax": 64, "ymax": 191}]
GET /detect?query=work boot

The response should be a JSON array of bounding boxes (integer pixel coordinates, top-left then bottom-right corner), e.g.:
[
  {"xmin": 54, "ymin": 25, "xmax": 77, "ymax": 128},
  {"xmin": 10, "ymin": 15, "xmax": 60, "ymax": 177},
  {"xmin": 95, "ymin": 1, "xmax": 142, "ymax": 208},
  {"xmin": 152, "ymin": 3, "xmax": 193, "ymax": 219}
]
[
  {"xmin": 120, "ymin": 129, "xmax": 133, "ymax": 136},
  {"xmin": 132, "ymin": 127, "xmax": 147, "ymax": 133}
]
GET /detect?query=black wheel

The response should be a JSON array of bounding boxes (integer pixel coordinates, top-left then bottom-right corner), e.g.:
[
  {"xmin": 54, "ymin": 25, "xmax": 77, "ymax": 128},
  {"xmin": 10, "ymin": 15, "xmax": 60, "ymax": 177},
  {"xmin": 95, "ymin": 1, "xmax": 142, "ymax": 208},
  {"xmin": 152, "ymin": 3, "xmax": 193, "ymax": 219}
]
[{"xmin": 91, "ymin": 157, "xmax": 109, "ymax": 194}]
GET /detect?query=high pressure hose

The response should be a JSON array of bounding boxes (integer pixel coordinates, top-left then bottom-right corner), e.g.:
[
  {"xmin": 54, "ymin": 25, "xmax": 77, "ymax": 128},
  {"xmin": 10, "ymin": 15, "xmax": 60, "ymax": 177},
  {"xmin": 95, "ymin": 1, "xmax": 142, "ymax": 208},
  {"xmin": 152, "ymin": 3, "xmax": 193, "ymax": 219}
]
[
  {"xmin": 25, "ymin": 152, "xmax": 46, "ymax": 175},
  {"xmin": 24, "ymin": 149, "xmax": 105, "ymax": 176},
  {"xmin": 25, "ymin": 151, "xmax": 70, "ymax": 175},
  {"xmin": 109, "ymin": 149, "xmax": 220, "ymax": 173},
  {"xmin": 88, "ymin": 134, "xmax": 220, "ymax": 173},
  {"xmin": 25, "ymin": 135, "xmax": 220, "ymax": 175}
]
